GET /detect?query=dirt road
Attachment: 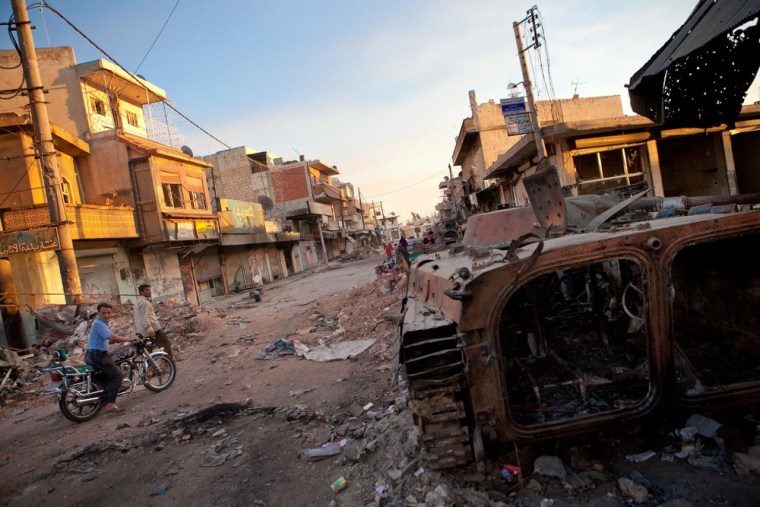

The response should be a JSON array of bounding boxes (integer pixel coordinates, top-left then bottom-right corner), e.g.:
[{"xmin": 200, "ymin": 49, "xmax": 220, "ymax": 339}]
[{"xmin": 1, "ymin": 253, "xmax": 758, "ymax": 507}]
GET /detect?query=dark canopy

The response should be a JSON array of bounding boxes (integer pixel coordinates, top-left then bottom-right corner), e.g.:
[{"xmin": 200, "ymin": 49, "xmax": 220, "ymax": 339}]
[{"xmin": 628, "ymin": 0, "xmax": 760, "ymax": 128}]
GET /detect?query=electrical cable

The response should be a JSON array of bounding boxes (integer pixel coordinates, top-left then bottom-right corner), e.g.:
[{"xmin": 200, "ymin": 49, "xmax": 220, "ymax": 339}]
[
  {"xmin": 366, "ymin": 170, "xmax": 447, "ymax": 199},
  {"xmin": 39, "ymin": 1, "xmax": 231, "ymax": 149},
  {"xmin": 135, "ymin": 0, "xmax": 181, "ymax": 73},
  {"xmin": 0, "ymin": 154, "xmax": 42, "ymax": 209},
  {"xmin": 0, "ymin": 13, "xmax": 25, "ymax": 100}
]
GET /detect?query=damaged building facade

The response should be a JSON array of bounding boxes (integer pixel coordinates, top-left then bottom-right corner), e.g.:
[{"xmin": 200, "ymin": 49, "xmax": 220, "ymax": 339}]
[
  {"xmin": 0, "ymin": 47, "xmax": 225, "ymax": 309},
  {"xmin": 204, "ymin": 147, "xmax": 383, "ymax": 265},
  {"xmin": 203, "ymin": 147, "xmax": 309, "ymax": 287}
]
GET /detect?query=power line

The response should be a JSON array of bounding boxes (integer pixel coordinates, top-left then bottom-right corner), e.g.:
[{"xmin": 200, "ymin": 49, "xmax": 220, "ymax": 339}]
[
  {"xmin": 366, "ymin": 170, "xmax": 446, "ymax": 199},
  {"xmin": 40, "ymin": 1, "xmax": 231, "ymax": 150},
  {"xmin": 135, "ymin": 0, "xmax": 181, "ymax": 73}
]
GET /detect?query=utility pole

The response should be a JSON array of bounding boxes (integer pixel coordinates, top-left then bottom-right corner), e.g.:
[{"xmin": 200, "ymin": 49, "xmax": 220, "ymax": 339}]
[
  {"xmin": 358, "ymin": 188, "xmax": 366, "ymax": 230},
  {"xmin": 513, "ymin": 6, "xmax": 547, "ymax": 161},
  {"xmin": 448, "ymin": 163, "xmax": 459, "ymax": 220},
  {"xmin": 11, "ymin": 0, "xmax": 83, "ymax": 304}
]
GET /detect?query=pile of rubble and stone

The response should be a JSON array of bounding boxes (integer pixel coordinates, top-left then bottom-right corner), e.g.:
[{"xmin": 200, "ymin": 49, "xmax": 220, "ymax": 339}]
[{"xmin": 287, "ymin": 270, "xmax": 407, "ymax": 363}]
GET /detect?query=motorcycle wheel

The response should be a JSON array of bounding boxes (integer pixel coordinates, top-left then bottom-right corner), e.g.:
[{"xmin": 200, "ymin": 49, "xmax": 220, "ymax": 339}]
[
  {"xmin": 143, "ymin": 354, "xmax": 176, "ymax": 392},
  {"xmin": 59, "ymin": 378, "xmax": 104, "ymax": 423}
]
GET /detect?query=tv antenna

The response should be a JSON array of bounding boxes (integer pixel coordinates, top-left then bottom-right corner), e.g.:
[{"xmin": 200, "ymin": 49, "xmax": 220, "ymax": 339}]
[{"xmin": 571, "ymin": 77, "xmax": 586, "ymax": 97}]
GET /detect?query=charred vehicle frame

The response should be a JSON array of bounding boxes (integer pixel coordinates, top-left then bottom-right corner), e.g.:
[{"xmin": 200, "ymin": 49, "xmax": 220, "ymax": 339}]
[{"xmin": 396, "ymin": 169, "xmax": 760, "ymax": 469}]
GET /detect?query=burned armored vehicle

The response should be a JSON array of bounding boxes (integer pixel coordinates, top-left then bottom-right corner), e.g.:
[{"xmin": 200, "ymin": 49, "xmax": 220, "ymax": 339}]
[{"xmin": 396, "ymin": 169, "xmax": 760, "ymax": 469}]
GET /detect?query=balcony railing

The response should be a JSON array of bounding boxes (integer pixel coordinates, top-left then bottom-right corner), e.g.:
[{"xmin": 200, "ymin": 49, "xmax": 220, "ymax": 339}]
[{"xmin": 1, "ymin": 204, "xmax": 138, "ymax": 239}]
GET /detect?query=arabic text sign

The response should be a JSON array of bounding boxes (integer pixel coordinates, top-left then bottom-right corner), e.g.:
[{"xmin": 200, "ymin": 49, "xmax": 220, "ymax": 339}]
[
  {"xmin": 500, "ymin": 97, "xmax": 526, "ymax": 115},
  {"xmin": 0, "ymin": 228, "xmax": 60, "ymax": 257},
  {"xmin": 506, "ymin": 113, "xmax": 533, "ymax": 135}
]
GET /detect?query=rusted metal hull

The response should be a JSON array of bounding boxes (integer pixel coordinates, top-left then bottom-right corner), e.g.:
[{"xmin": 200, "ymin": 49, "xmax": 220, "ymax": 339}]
[{"xmin": 400, "ymin": 209, "xmax": 760, "ymax": 468}]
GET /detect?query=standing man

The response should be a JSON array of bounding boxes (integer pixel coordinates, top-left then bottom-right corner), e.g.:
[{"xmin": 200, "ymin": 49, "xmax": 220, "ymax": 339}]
[
  {"xmin": 134, "ymin": 284, "xmax": 174, "ymax": 359},
  {"xmin": 85, "ymin": 303, "xmax": 133, "ymax": 413}
]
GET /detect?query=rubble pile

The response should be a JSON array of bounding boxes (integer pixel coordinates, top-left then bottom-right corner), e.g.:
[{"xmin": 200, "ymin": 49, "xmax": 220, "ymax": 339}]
[
  {"xmin": 335, "ymin": 246, "xmax": 373, "ymax": 262},
  {"xmin": 0, "ymin": 348, "xmax": 37, "ymax": 403},
  {"xmin": 303, "ymin": 270, "xmax": 407, "ymax": 362}
]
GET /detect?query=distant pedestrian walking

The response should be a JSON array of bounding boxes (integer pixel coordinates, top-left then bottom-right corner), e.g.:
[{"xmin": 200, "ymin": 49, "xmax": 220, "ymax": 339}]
[{"xmin": 385, "ymin": 242, "xmax": 393, "ymax": 259}]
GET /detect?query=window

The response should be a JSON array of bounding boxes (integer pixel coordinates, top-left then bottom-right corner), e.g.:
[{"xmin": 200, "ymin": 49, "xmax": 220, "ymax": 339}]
[
  {"xmin": 125, "ymin": 111, "xmax": 139, "ymax": 127},
  {"xmin": 574, "ymin": 146, "xmax": 644, "ymax": 195},
  {"xmin": 60, "ymin": 178, "xmax": 71, "ymax": 204},
  {"xmin": 185, "ymin": 176, "xmax": 207, "ymax": 210},
  {"xmin": 162, "ymin": 183, "xmax": 184, "ymax": 208},
  {"xmin": 91, "ymin": 98, "xmax": 106, "ymax": 116},
  {"xmin": 189, "ymin": 191, "xmax": 207, "ymax": 210}
]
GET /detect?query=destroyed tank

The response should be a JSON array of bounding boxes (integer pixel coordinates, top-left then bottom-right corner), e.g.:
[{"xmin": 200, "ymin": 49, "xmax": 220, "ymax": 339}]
[{"xmin": 396, "ymin": 167, "xmax": 760, "ymax": 469}]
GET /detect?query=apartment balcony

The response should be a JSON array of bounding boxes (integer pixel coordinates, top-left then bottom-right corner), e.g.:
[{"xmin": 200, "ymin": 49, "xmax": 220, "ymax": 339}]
[
  {"xmin": 312, "ymin": 182, "xmax": 342, "ymax": 203},
  {"xmin": 324, "ymin": 217, "xmax": 341, "ymax": 232},
  {"xmin": 1, "ymin": 204, "xmax": 138, "ymax": 239}
]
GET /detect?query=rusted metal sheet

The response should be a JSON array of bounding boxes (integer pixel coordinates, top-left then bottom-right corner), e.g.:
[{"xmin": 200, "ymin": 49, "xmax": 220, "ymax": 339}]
[
  {"xmin": 461, "ymin": 207, "xmax": 543, "ymax": 249},
  {"xmin": 522, "ymin": 165, "xmax": 567, "ymax": 234}
]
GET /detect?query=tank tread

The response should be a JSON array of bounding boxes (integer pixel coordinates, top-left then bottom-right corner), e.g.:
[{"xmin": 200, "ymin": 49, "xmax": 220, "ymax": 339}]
[{"xmin": 409, "ymin": 385, "xmax": 472, "ymax": 469}]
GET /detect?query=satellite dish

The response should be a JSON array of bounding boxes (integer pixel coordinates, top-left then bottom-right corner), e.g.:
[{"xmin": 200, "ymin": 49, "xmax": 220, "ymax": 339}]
[
  {"xmin": 180, "ymin": 145, "xmax": 194, "ymax": 158},
  {"xmin": 257, "ymin": 195, "xmax": 274, "ymax": 211}
]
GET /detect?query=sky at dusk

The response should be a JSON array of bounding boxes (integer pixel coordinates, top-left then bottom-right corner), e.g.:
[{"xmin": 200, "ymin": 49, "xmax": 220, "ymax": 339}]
[{"xmin": 3, "ymin": 0, "xmax": 755, "ymax": 222}]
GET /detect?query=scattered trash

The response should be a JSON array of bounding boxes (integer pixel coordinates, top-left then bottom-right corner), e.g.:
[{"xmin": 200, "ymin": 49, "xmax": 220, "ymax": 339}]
[
  {"xmin": 414, "ymin": 467, "xmax": 425, "ymax": 477},
  {"xmin": 626, "ymin": 450, "xmax": 657, "ymax": 463},
  {"xmin": 502, "ymin": 464, "xmax": 521, "ymax": 476},
  {"xmin": 533, "ymin": 455, "xmax": 567, "ymax": 481},
  {"xmin": 256, "ymin": 339, "xmax": 295, "ymax": 360},
  {"xmin": 617, "ymin": 477, "xmax": 648, "ymax": 504},
  {"xmin": 500, "ymin": 464, "xmax": 521, "ymax": 483},
  {"xmin": 330, "ymin": 476, "xmax": 348, "ymax": 494},
  {"xmin": 150, "ymin": 483, "xmax": 171, "ymax": 497},
  {"xmin": 296, "ymin": 339, "xmax": 376, "ymax": 362},
  {"xmin": 375, "ymin": 480, "xmax": 388, "ymax": 499},
  {"xmin": 363, "ymin": 402, "xmax": 374, "ymax": 411},
  {"xmin": 301, "ymin": 442, "xmax": 343, "ymax": 462},
  {"xmin": 80, "ymin": 475, "xmax": 99, "ymax": 483},
  {"xmin": 201, "ymin": 436, "xmax": 242, "ymax": 466},
  {"xmin": 686, "ymin": 413, "xmax": 722, "ymax": 439}
]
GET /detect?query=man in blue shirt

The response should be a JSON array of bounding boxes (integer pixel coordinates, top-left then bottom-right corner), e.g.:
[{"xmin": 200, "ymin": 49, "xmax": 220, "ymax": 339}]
[{"xmin": 85, "ymin": 303, "xmax": 133, "ymax": 413}]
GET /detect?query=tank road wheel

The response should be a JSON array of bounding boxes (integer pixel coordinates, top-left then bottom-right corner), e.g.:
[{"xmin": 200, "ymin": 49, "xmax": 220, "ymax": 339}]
[{"xmin": 408, "ymin": 384, "xmax": 472, "ymax": 469}]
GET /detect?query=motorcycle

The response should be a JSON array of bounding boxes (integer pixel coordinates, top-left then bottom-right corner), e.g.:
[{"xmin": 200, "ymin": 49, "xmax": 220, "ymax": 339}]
[{"xmin": 39, "ymin": 337, "xmax": 176, "ymax": 422}]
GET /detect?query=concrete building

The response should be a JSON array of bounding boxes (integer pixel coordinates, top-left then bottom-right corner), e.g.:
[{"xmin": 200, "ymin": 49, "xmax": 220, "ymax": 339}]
[
  {"xmin": 202, "ymin": 146, "xmax": 311, "ymax": 288},
  {"xmin": 333, "ymin": 179, "xmax": 378, "ymax": 248},
  {"xmin": 451, "ymin": 90, "xmax": 625, "ymax": 213},
  {"xmin": 0, "ymin": 47, "xmax": 221, "ymax": 322},
  {"xmin": 203, "ymin": 147, "xmax": 349, "ymax": 265},
  {"xmin": 483, "ymin": 99, "xmax": 760, "ymax": 205}
]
